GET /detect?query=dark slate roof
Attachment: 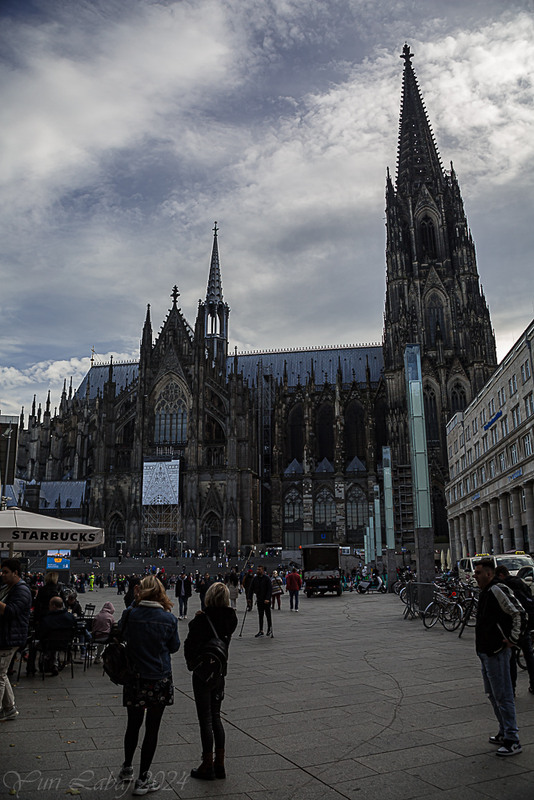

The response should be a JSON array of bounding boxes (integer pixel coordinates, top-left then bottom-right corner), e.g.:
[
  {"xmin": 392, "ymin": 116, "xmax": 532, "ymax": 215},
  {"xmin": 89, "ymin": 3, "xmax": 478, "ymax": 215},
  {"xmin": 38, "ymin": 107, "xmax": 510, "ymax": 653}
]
[
  {"xmin": 75, "ymin": 345, "xmax": 383, "ymax": 400},
  {"xmin": 229, "ymin": 345, "xmax": 383, "ymax": 386},
  {"xmin": 39, "ymin": 482, "xmax": 87, "ymax": 510},
  {"xmin": 76, "ymin": 363, "xmax": 139, "ymax": 401}
]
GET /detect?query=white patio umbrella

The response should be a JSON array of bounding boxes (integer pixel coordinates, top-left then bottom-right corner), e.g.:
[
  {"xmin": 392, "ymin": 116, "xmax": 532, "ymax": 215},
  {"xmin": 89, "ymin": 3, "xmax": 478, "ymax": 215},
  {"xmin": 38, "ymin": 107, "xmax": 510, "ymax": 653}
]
[{"xmin": 0, "ymin": 508, "xmax": 104, "ymax": 551}]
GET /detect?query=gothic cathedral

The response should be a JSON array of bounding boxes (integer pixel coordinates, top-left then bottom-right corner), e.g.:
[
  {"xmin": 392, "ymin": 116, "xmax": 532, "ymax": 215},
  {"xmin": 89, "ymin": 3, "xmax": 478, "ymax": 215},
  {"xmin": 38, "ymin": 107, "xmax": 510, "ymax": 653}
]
[{"xmin": 13, "ymin": 47, "xmax": 497, "ymax": 556}]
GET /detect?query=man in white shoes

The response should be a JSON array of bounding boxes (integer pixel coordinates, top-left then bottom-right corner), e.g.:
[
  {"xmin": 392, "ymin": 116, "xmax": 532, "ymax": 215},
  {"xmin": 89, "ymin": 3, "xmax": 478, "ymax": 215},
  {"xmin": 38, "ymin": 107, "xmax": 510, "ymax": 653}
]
[{"xmin": 0, "ymin": 559, "xmax": 32, "ymax": 721}]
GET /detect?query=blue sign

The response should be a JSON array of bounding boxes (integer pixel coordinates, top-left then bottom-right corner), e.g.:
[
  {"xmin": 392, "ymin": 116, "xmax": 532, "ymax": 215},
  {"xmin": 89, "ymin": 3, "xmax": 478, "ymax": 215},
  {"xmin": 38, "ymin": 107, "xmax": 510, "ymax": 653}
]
[{"xmin": 46, "ymin": 550, "xmax": 71, "ymax": 570}]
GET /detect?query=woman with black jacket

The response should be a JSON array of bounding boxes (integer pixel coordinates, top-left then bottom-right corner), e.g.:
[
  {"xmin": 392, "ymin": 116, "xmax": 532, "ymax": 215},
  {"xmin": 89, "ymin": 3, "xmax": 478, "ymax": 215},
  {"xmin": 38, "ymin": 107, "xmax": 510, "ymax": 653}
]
[
  {"xmin": 118, "ymin": 575, "xmax": 180, "ymax": 795},
  {"xmin": 184, "ymin": 582, "xmax": 237, "ymax": 780}
]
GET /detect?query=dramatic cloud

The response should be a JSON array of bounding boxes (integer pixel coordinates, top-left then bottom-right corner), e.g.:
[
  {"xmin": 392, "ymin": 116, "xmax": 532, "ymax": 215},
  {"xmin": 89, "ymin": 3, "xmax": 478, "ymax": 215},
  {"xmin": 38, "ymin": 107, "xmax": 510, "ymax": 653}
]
[{"xmin": 0, "ymin": 0, "xmax": 532, "ymax": 416}]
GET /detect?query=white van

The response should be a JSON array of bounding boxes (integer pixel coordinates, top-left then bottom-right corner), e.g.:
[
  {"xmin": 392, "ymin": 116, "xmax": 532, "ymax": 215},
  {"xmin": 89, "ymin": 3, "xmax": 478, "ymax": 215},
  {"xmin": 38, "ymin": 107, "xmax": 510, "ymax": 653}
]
[{"xmin": 458, "ymin": 552, "xmax": 534, "ymax": 581}]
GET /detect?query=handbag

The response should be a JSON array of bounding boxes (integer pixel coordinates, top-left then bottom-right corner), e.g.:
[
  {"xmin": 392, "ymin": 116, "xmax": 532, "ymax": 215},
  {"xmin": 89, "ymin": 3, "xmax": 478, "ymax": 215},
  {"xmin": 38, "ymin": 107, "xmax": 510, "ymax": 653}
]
[{"xmin": 102, "ymin": 607, "xmax": 136, "ymax": 686}]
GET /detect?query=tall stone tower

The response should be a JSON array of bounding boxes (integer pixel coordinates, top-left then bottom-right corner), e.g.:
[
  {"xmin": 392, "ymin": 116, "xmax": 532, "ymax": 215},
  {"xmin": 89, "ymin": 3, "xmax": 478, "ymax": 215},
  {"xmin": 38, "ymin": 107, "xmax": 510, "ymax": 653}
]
[{"xmin": 383, "ymin": 45, "xmax": 497, "ymax": 542}]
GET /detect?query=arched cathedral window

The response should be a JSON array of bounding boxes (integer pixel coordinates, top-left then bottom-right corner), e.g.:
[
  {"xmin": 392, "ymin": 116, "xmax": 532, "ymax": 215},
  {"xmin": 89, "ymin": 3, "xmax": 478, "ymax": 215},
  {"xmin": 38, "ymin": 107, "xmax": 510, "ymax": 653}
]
[
  {"xmin": 427, "ymin": 294, "xmax": 446, "ymax": 346},
  {"xmin": 315, "ymin": 487, "xmax": 335, "ymax": 527},
  {"xmin": 284, "ymin": 489, "xmax": 303, "ymax": 527},
  {"xmin": 420, "ymin": 215, "xmax": 437, "ymax": 260},
  {"xmin": 346, "ymin": 486, "xmax": 367, "ymax": 530},
  {"xmin": 423, "ymin": 386, "xmax": 440, "ymax": 443},
  {"xmin": 154, "ymin": 383, "xmax": 187, "ymax": 444},
  {"xmin": 316, "ymin": 403, "xmax": 334, "ymax": 462},
  {"xmin": 287, "ymin": 403, "xmax": 304, "ymax": 462},
  {"xmin": 450, "ymin": 383, "xmax": 467, "ymax": 414}
]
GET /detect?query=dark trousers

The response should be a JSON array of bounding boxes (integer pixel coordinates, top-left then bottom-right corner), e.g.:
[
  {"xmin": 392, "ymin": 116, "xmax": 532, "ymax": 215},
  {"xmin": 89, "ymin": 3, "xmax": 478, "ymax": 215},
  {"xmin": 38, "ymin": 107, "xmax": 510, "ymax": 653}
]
[
  {"xmin": 257, "ymin": 602, "xmax": 272, "ymax": 632},
  {"xmin": 192, "ymin": 674, "xmax": 225, "ymax": 752},
  {"xmin": 178, "ymin": 596, "xmax": 188, "ymax": 617}
]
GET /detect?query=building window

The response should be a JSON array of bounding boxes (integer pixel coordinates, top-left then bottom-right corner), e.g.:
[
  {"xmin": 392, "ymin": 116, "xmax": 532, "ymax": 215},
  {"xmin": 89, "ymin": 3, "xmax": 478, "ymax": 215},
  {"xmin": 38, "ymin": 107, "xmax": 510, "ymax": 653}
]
[
  {"xmin": 499, "ymin": 451, "xmax": 506, "ymax": 472},
  {"xmin": 489, "ymin": 398, "xmax": 495, "ymax": 416},
  {"xmin": 474, "ymin": 442, "xmax": 480, "ymax": 459},
  {"xmin": 521, "ymin": 489, "xmax": 527, "ymax": 512},
  {"xmin": 525, "ymin": 392, "xmax": 534, "ymax": 419},
  {"xmin": 315, "ymin": 488, "xmax": 335, "ymax": 527},
  {"xmin": 421, "ymin": 216, "xmax": 438, "ymax": 260},
  {"xmin": 465, "ymin": 475, "xmax": 470, "ymax": 493},
  {"xmin": 480, "ymin": 465, "xmax": 486, "ymax": 483},
  {"xmin": 467, "ymin": 448, "xmax": 473, "ymax": 465},
  {"xmin": 482, "ymin": 434, "xmax": 489, "ymax": 453},
  {"xmin": 509, "ymin": 374, "xmax": 518, "ymax": 395},
  {"xmin": 284, "ymin": 489, "xmax": 303, "ymax": 526},
  {"xmin": 154, "ymin": 383, "xmax": 188, "ymax": 444},
  {"xmin": 473, "ymin": 418, "xmax": 478, "ymax": 434},
  {"xmin": 491, "ymin": 426, "xmax": 499, "ymax": 446},
  {"xmin": 524, "ymin": 433, "xmax": 533, "ymax": 457},
  {"xmin": 465, "ymin": 425, "xmax": 471, "ymax": 441},
  {"xmin": 501, "ymin": 416, "xmax": 509, "ymax": 437},
  {"xmin": 498, "ymin": 387, "xmax": 506, "ymax": 407},
  {"xmin": 521, "ymin": 360, "xmax": 531, "ymax": 383},
  {"xmin": 454, "ymin": 439, "xmax": 458, "ymax": 454},
  {"xmin": 489, "ymin": 459, "xmax": 496, "ymax": 478},
  {"xmin": 480, "ymin": 408, "xmax": 487, "ymax": 425},
  {"xmin": 424, "ymin": 387, "xmax": 440, "ymax": 442},
  {"xmin": 461, "ymin": 454, "xmax": 466, "ymax": 471},
  {"xmin": 511, "ymin": 405, "xmax": 521, "ymax": 429},
  {"xmin": 346, "ymin": 486, "xmax": 367, "ymax": 530},
  {"xmin": 451, "ymin": 383, "xmax": 467, "ymax": 413},
  {"xmin": 510, "ymin": 443, "xmax": 519, "ymax": 465}
]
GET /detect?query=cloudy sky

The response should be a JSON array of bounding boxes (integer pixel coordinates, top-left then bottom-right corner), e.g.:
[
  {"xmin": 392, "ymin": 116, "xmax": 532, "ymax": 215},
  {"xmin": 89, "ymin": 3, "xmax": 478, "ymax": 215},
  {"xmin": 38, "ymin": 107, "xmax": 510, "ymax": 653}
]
[{"xmin": 1, "ymin": 0, "xmax": 533, "ymax": 419}]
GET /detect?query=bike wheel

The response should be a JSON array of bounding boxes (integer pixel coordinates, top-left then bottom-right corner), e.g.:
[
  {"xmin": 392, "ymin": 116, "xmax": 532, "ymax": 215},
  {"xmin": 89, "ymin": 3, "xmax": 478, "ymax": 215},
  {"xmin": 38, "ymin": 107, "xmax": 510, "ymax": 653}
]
[
  {"xmin": 516, "ymin": 647, "xmax": 527, "ymax": 671},
  {"xmin": 442, "ymin": 603, "xmax": 463, "ymax": 631},
  {"xmin": 423, "ymin": 601, "xmax": 439, "ymax": 628},
  {"xmin": 465, "ymin": 598, "xmax": 478, "ymax": 627},
  {"xmin": 399, "ymin": 586, "xmax": 409, "ymax": 604}
]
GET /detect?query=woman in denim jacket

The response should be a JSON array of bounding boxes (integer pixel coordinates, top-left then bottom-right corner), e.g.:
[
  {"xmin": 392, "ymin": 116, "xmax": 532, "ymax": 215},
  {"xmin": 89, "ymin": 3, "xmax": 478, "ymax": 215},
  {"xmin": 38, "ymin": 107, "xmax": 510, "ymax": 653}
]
[{"xmin": 118, "ymin": 575, "xmax": 180, "ymax": 796}]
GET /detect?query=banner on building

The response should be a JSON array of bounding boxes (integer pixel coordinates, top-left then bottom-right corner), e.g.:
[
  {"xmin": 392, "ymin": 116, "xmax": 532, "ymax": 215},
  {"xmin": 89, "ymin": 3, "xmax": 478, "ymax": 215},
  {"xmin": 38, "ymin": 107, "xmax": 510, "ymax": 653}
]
[{"xmin": 142, "ymin": 460, "xmax": 180, "ymax": 506}]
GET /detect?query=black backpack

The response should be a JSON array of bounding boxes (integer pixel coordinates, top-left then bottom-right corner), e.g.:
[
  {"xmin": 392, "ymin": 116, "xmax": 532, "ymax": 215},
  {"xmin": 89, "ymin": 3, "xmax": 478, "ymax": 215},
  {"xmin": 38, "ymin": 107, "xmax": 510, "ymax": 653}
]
[
  {"xmin": 188, "ymin": 615, "xmax": 228, "ymax": 688},
  {"xmin": 102, "ymin": 607, "xmax": 136, "ymax": 686}
]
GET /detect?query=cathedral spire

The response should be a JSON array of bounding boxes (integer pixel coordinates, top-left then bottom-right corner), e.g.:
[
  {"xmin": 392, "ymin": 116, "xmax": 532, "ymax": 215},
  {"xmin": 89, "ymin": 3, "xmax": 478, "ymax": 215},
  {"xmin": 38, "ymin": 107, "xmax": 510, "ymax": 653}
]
[
  {"xmin": 206, "ymin": 222, "xmax": 223, "ymax": 304},
  {"xmin": 396, "ymin": 44, "xmax": 443, "ymax": 192}
]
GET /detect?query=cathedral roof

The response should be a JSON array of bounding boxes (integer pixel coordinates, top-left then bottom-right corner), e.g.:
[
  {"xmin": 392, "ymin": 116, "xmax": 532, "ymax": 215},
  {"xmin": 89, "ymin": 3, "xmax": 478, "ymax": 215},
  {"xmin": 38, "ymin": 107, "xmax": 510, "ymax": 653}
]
[
  {"xmin": 76, "ymin": 362, "xmax": 138, "ymax": 401},
  {"xmin": 231, "ymin": 345, "xmax": 383, "ymax": 386}
]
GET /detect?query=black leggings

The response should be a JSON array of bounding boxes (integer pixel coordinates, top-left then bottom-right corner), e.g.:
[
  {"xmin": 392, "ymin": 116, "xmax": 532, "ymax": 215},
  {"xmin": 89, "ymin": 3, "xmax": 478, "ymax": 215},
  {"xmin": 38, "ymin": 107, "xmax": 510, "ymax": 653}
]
[
  {"xmin": 192, "ymin": 675, "xmax": 225, "ymax": 752},
  {"xmin": 124, "ymin": 705, "xmax": 165, "ymax": 779}
]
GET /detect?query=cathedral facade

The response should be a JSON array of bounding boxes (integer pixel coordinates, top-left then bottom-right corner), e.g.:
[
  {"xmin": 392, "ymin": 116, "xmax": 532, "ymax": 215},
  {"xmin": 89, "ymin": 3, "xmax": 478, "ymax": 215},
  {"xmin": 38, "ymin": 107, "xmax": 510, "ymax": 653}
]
[{"xmin": 13, "ymin": 48, "xmax": 497, "ymax": 557}]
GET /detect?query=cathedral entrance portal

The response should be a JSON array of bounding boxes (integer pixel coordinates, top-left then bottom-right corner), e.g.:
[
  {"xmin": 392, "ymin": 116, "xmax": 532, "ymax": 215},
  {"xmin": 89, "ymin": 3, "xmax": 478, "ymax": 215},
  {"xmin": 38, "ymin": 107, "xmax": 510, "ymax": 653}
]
[{"xmin": 202, "ymin": 514, "xmax": 221, "ymax": 555}]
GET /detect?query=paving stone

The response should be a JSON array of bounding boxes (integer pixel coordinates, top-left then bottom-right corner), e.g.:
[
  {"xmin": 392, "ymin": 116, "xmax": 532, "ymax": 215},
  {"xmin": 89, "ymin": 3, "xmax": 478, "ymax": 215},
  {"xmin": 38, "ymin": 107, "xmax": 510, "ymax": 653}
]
[{"xmin": 5, "ymin": 586, "xmax": 534, "ymax": 799}]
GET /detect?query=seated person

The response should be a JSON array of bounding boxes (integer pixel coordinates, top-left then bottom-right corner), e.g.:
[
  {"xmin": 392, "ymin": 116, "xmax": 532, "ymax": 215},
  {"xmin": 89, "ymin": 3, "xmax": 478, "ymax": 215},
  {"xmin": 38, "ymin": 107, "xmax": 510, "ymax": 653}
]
[
  {"xmin": 91, "ymin": 602, "xmax": 116, "ymax": 664},
  {"xmin": 37, "ymin": 597, "xmax": 86, "ymax": 675},
  {"xmin": 65, "ymin": 591, "xmax": 83, "ymax": 616}
]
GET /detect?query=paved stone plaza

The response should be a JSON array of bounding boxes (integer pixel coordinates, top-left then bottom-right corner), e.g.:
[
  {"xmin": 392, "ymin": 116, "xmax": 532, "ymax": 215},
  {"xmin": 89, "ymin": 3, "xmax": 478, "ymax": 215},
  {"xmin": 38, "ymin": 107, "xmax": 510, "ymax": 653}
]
[{"xmin": 2, "ymin": 587, "xmax": 534, "ymax": 800}]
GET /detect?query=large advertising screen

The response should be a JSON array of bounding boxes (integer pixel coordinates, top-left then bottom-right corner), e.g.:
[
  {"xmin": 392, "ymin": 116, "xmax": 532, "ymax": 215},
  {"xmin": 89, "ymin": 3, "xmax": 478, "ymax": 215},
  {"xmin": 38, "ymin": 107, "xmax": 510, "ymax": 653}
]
[{"xmin": 142, "ymin": 460, "xmax": 180, "ymax": 506}]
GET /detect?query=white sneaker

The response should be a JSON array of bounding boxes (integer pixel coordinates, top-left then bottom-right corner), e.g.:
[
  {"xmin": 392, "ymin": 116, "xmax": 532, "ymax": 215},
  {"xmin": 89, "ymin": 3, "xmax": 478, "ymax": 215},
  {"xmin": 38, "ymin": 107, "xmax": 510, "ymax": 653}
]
[
  {"xmin": 0, "ymin": 706, "xmax": 19, "ymax": 722},
  {"xmin": 117, "ymin": 764, "xmax": 134, "ymax": 781},
  {"xmin": 132, "ymin": 774, "xmax": 161, "ymax": 795}
]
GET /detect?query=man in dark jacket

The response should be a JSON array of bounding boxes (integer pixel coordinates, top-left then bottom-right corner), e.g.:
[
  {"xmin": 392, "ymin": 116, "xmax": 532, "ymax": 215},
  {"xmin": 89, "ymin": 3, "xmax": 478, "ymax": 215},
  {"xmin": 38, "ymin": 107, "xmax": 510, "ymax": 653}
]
[
  {"xmin": 0, "ymin": 559, "xmax": 32, "ymax": 720},
  {"xmin": 248, "ymin": 565, "xmax": 272, "ymax": 638},
  {"xmin": 495, "ymin": 565, "xmax": 534, "ymax": 695},
  {"xmin": 474, "ymin": 558, "xmax": 523, "ymax": 757},
  {"xmin": 175, "ymin": 570, "xmax": 192, "ymax": 619},
  {"xmin": 38, "ymin": 596, "xmax": 79, "ymax": 675}
]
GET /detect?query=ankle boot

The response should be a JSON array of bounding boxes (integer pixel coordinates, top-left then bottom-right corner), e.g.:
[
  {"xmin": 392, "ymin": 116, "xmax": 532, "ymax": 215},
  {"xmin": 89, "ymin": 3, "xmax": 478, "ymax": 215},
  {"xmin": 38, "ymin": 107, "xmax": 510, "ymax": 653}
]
[
  {"xmin": 214, "ymin": 748, "xmax": 226, "ymax": 779},
  {"xmin": 191, "ymin": 752, "xmax": 215, "ymax": 780}
]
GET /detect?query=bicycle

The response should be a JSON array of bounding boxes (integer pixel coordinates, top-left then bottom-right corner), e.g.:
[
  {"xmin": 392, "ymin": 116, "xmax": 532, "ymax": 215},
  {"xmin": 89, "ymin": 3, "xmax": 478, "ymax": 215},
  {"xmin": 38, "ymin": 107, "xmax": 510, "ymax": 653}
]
[{"xmin": 422, "ymin": 592, "xmax": 464, "ymax": 631}]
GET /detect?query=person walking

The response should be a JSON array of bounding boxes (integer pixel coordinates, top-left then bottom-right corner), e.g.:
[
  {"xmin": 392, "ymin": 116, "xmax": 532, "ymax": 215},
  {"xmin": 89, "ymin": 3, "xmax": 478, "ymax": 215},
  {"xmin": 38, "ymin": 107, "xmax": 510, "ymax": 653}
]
[
  {"xmin": 474, "ymin": 558, "xmax": 523, "ymax": 757},
  {"xmin": 174, "ymin": 570, "xmax": 192, "ymax": 619},
  {"xmin": 270, "ymin": 571, "xmax": 284, "ymax": 610},
  {"xmin": 91, "ymin": 601, "xmax": 116, "ymax": 664},
  {"xmin": 247, "ymin": 565, "xmax": 272, "ymax": 637},
  {"xmin": 118, "ymin": 575, "xmax": 180, "ymax": 795},
  {"xmin": 285, "ymin": 567, "xmax": 302, "ymax": 611},
  {"xmin": 0, "ymin": 559, "xmax": 32, "ymax": 721},
  {"xmin": 184, "ymin": 582, "xmax": 237, "ymax": 780},
  {"xmin": 225, "ymin": 568, "xmax": 239, "ymax": 610}
]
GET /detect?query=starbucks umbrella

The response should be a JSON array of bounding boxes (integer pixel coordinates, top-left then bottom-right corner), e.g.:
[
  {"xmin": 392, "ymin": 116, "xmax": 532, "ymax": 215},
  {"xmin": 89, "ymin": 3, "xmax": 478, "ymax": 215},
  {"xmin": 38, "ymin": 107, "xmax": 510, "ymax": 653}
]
[{"xmin": 0, "ymin": 508, "xmax": 104, "ymax": 551}]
